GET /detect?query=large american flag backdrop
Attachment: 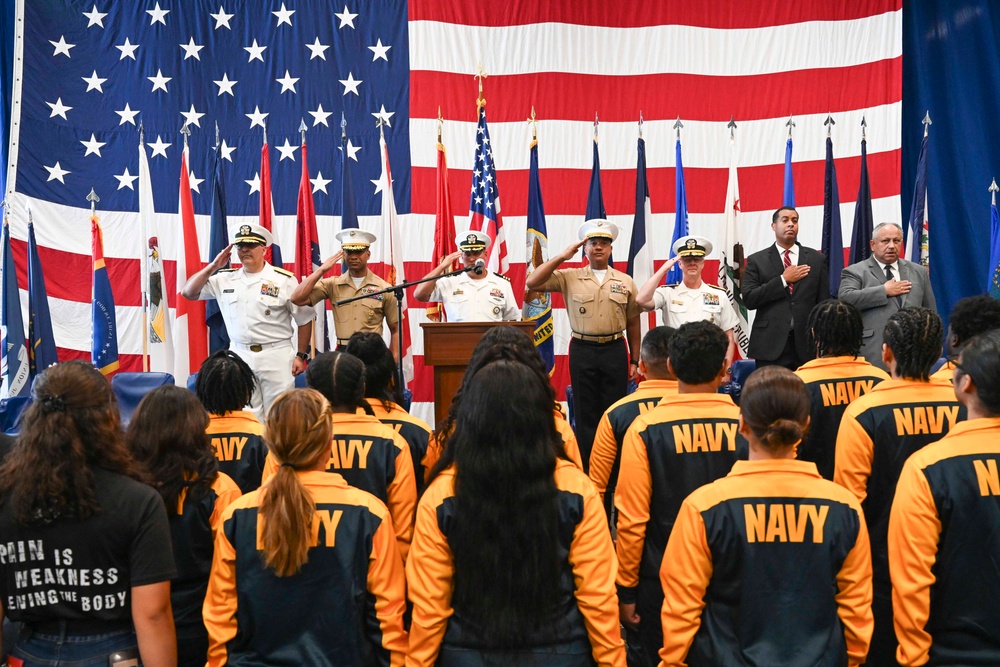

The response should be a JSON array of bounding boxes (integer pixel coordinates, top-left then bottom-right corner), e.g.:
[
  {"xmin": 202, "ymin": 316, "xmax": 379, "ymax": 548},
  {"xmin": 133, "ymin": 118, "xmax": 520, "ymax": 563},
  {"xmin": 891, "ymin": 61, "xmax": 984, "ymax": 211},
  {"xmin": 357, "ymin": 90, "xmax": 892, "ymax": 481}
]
[{"xmin": 2, "ymin": 0, "xmax": 902, "ymax": 424}]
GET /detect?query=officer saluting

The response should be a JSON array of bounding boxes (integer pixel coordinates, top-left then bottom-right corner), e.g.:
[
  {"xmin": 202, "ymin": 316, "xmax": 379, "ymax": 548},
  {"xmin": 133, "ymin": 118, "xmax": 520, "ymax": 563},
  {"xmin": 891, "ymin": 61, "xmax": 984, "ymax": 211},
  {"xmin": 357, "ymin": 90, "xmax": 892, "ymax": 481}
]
[
  {"xmin": 636, "ymin": 235, "xmax": 738, "ymax": 372},
  {"xmin": 525, "ymin": 219, "xmax": 641, "ymax": 473},
  {"xmin": 412, "ymin": 231, "xmax": 520, "ymax": 322},
  {"xmin": 181, "ymin": 224, "xmax": 315, "ymax": 420},
  {"xmin": 291, "ymin": 229, "xmax": 399, "ymax": 356}
]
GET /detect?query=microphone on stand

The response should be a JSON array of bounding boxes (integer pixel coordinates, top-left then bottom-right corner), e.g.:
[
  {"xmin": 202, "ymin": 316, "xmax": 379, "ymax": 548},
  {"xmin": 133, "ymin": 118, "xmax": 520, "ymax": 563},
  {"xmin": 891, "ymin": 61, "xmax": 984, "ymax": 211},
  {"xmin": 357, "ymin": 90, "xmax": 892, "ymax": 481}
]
[{"xmin": 473, "ymin": 258, "xmax": 486, "ymax": 275}]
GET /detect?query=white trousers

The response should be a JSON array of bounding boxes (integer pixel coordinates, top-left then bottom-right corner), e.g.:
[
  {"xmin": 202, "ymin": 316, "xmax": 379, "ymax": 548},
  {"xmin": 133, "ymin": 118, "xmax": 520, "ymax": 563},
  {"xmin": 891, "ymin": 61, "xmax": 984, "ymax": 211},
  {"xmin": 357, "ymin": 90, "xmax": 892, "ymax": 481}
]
[{"xmin": 232, "ymin": 343, "xmax": 295, "ymax": 423}]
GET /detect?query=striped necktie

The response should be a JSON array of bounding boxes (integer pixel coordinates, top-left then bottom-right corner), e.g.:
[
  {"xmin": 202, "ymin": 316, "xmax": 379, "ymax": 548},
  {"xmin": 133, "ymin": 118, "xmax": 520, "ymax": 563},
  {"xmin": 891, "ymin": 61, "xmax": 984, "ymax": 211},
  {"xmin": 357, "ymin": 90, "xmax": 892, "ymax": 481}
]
[{"xmin": 784, "ymin": 249, "xmax": 794, "ymax": 294}]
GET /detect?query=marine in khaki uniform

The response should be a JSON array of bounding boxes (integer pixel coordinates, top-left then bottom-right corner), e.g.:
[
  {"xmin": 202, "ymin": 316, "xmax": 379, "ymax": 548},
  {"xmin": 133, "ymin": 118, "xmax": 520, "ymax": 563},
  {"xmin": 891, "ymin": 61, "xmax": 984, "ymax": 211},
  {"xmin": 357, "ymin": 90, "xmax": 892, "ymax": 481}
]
[
  {"xmin": 291, "ymin": 229, "xmax": 399, "ymax": 356},
  {"xmin": 525, "ymin": 218, "xmax": 641, "ymax": 474},
  {"xmin": 181, "ymin": 224, "xmax": 315, "ymax": 420},
  {"xmin": 413, "ymin": 231, "xmax": 520, "ymax": 322},
  {"xmin": 637, "ymin": 235, "xmax": 738, "ymax": 371}
]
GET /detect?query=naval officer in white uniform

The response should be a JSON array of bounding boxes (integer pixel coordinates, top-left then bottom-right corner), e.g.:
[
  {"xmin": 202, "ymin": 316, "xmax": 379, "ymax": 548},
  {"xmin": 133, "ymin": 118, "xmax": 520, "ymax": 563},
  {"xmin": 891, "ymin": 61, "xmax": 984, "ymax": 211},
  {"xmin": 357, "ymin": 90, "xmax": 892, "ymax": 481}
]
[
  {"xmin": 181, "ymin": 224, "xmax": 314, "ymax": 420},
  {"xmin": 636, "ymin": 235, "xmax": 738, "ymax": 372},
  {"xmin": 413, "ymin": 231, "xmax": 520, "ymax": 322}
]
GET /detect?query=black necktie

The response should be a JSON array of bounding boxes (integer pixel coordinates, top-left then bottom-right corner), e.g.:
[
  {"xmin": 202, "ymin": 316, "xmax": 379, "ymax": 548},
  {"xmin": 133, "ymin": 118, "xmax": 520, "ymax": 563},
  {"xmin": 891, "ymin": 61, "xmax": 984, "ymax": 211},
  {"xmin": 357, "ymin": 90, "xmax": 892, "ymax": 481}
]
[{"xmin": 885, "ymin": 264, "xmax": 893, "ymax": 282}]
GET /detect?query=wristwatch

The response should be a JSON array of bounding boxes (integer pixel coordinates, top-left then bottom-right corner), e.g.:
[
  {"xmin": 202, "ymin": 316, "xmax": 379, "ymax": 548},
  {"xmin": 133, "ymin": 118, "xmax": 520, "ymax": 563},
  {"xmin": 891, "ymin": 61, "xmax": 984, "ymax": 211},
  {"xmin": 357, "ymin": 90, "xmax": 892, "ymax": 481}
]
[
  {"xmin": 630, "ymin": 358, "xmax": 639, "ymax": 365},
  {"xmin": 296, "ymin": 352, "xmax": 309, "ymax": 361}
]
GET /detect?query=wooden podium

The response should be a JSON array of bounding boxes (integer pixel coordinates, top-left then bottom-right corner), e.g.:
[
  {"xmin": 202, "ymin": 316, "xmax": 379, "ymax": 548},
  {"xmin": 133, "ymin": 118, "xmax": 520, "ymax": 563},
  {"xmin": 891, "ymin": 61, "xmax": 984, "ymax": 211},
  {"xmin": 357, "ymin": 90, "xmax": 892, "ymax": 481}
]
[{"xmin": 421, "ymin": 321, "xmax": 537, "ymax": 424}]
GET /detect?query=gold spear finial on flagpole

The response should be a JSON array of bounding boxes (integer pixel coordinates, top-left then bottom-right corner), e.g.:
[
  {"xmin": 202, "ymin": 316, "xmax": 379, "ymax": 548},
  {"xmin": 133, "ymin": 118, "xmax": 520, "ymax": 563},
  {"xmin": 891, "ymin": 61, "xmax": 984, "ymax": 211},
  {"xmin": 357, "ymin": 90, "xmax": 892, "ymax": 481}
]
[{"xmin": 475, "ymin": 63, "xmax": 487, "ymax": 108}]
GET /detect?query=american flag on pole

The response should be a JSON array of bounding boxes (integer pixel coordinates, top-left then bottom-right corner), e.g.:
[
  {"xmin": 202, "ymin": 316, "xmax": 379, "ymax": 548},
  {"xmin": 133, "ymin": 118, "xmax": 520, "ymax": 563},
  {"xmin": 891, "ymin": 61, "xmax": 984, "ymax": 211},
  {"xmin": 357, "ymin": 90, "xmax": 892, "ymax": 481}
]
[
  {"xmin": 2, "ymin": 1, "xmax": 902, "ymax": 423},
  {"xmin": 467, "ymin": 104, "xmax": 509, "ymax": 275}
]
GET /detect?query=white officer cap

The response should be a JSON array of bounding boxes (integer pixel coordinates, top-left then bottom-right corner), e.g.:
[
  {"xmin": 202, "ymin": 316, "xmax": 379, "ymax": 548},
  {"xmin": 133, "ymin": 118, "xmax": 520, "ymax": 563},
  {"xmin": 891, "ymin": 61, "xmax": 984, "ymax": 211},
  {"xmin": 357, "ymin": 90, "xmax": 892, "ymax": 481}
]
[
  {"xmin": 456, "ymin": 230, "xmax": 491, "ymax": 252},
  {"xmin": 672, "ymin": 235, "xmax": 713, "ymax": 257},
  {"xmin": 578, "ymin": 218, "xmax": 619, "ymax": 242},
  {"xmin": 234, "ymin": 224, "xmax": 273, "ymax": 247},
  {"xmin": 335, "ymin": 228, "xmax": 377, "ymax": 251}
]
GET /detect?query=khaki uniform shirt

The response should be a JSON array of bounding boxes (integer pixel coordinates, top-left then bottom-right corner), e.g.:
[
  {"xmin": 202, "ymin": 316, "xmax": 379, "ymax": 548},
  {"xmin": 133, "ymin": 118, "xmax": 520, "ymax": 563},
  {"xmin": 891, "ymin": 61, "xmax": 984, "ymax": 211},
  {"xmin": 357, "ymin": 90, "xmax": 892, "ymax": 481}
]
[
  {"xmin": 200, "ymin": 264, "xmax": 314, "ymax": 345},
  {"xmin": 308, "ymin": 269, "xmax": 399, "ymax": 343},
  {"xmin": 652, "ymin": 282, "xmax": 739, "ymax": 330},
  {"xmin": 541, "ymin": 265, "xmax": 640, "ymax": 335}
]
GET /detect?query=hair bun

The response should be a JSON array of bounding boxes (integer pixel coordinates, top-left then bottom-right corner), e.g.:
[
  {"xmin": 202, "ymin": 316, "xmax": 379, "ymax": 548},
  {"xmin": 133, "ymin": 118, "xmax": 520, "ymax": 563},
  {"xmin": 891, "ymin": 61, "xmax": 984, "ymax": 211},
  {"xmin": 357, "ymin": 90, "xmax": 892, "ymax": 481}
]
[{"xmin": 763, "ymin": 418, "xmax": 803, "ymax": 447}]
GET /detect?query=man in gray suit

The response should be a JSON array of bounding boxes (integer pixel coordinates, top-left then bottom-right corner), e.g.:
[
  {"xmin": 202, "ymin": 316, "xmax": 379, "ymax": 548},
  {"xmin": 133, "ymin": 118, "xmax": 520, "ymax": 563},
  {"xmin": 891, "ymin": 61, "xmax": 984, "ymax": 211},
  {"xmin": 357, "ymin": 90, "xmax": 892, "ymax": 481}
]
[{"xmin": 838, "ymin": 222, "xmax": 937, "ymax": 369}]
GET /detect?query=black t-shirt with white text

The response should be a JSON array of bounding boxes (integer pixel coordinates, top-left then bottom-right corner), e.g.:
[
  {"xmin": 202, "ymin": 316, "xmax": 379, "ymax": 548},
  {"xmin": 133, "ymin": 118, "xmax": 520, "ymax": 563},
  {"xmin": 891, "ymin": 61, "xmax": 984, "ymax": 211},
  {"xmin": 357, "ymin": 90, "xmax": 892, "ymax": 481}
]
[{"xmin": 0, "ymin": 466, "xmax": 176, "ymax": 624}]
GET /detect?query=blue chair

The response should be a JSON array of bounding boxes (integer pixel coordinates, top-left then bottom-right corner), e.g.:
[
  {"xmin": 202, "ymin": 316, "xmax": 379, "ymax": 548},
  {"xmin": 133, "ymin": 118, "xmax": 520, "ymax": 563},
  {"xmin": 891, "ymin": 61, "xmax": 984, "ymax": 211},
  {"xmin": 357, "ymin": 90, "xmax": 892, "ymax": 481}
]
[
  {"xmin": 294, "ymin": 372, "xmax": 308, "ymax": 388},
  {"xmin": 186, "ymin": 372, "xmax": 199, "ymax": 392},
  {"xmin": 402, "ymin": 387, "xmax": 413, "ymax": 412},
  {"xmin": 111, "ymin": 372, "xmax": 175, "ymax": 425},
  {"xmin": 0, "ymin": 396, "xmax": 32, "ymax": 435},
  {"xmin": 718, "ymin": 359, "xmax": 757, "ymax": 406}
]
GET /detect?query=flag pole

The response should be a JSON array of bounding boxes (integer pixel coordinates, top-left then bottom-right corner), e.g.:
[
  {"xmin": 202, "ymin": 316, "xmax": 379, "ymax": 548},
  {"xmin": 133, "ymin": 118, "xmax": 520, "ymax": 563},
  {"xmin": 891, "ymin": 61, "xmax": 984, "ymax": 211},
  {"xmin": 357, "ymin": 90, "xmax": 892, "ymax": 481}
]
[
  {"xmin": 299, "ymin": 117, "xmax": 318, "ymax": 359},
  {"xmin": 139, "ymin": 123, "xmax": 150, "ymax": 371},
  {"xmin": 990, "ymin": 179, "xmax": 998, "ymax": 207}
]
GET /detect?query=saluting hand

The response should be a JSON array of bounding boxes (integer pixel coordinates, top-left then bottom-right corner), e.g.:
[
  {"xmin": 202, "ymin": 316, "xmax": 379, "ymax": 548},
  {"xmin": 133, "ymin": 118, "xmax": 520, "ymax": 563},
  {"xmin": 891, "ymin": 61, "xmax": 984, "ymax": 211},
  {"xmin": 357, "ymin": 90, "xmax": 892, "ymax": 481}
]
[
  {"xmin": 439, "ymin": 250, "xmax": 462, "ymax": 272},
  {"xmin": 210, "ymin": 244, "xmax": 234, "ymax": 270},
  {"xmin": 560, "ymin": 239, "xmax": 586, "ymax": 261},
  {"xmin": 319, "ymin": 250, "xmax": 345, "ymax": 272}
]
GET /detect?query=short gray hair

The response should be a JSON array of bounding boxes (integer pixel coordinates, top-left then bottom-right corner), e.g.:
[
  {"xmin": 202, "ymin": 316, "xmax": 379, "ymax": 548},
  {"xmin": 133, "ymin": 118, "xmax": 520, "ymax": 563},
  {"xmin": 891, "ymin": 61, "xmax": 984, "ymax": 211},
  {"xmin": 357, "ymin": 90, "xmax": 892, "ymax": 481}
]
[{"xmin": 872, "ymin": 222, "xmax": 903, "ymax": 237}]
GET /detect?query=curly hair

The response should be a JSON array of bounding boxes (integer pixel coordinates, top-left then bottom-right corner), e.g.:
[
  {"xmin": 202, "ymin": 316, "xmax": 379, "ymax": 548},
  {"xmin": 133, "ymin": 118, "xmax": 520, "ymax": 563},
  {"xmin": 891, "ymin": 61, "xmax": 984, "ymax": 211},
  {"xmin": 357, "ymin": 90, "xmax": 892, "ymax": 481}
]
[
  {"xmin": 344, "ymin": 332, "xmax": 403, "ymax": 411},
  {"xmin": 883, "ymin": 307, "xmax": 943, "ymax": 381},
  {"xmin": 126, "ymin": 385, "xmax": 216, "ymax": 514},
  {"xmin": 196, "ymin": 350, "xmax": 257, "ymax": 415},
  {"xmin": 667, "ymin": 321, "xmax": 729, "ymax": 385},
  {"xmin": 806, "ymin": 299, "xmax": 863, "ymax": 358},
  {"xmin": 948, "ymin": 295, "xmax": 1000, "ymax": 355},
  {"xmin": 306, "ymin": 351, "xmax": 376, "ymax": 416},
  {"xmin": 0, "ymin": 361, "xmax": 141, "ymax": 524}
]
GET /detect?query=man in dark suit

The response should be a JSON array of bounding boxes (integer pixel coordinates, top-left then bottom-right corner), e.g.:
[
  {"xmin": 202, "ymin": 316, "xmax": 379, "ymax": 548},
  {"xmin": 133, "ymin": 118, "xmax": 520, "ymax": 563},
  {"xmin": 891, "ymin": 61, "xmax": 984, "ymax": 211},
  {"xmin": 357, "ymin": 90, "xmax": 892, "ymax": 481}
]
[
  {"xmin": 742, "ymin": 207, "xmax": 830, "ymax": 370},
  {"xmin": 838, "ymin": 222, "xmax": 936, "ymax": 370}
]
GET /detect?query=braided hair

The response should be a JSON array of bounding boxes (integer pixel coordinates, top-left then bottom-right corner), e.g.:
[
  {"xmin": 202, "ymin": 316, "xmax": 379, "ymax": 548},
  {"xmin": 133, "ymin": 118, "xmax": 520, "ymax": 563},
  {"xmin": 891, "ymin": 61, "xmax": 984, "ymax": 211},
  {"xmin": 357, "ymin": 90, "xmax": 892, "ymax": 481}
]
[
  {"xmin": 344, "ymin": 332, "xmax": 404, "ymax": 411},
  {"xmin": 883, "ymin": 307, "xmax": 943, "ymax": 381},
  {"xmin": 806, "ymin": 299, "xmax": 864, "ymax": 358},
  {"xmin": 196, "ymin": 350, "xmax": 257, "ymax": 415},
  {"xmin": 305, "ymin": 351, "xmax": 376, "ymax": 416}
]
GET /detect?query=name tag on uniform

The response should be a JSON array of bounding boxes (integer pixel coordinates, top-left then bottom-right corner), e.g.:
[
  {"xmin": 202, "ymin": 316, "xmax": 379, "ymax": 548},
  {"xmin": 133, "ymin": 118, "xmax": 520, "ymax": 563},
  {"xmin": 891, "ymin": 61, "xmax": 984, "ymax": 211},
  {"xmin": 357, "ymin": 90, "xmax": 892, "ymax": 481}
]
[
  {"xmin": 702, "ymin": 292, "xmax": 720, "ymax": 306},
  {"xmin": 609, "ymin": 281, "xmax": 627, "ymax": 295},
  {"xmin": 490, "ymin": 288, "xmax": 504, "ymax": 299},
  {"xmin": 453, "ymin": 289, "xmax": 464, "ymax": 295},
  {"xmin": 672, "ymin": 299, "xmax": 684, "ymax": 306},
  {"xmin": 223, "ymin": 288, "xmax": 235, "ymax": 294},
  {"xmin": 260, "ymin": 282, "xmax": 279, "ymax": 298}
]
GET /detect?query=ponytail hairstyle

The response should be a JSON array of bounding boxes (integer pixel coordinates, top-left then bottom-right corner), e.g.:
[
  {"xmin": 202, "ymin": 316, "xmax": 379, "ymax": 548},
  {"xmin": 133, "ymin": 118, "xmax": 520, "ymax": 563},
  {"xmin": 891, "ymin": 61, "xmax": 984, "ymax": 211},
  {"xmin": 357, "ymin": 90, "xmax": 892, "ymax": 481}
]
[
  {"xmin": 306, "ymin": 351, "xmax": 376, "ymax": 416},
  {"xmin": 126, "ymin": 385, "xmax": 216, "ymax": 514},
  {"xmin": 445, "ymin": 359, "xmax": 563, "ymax": 647},
  {"xmin": 740, "ymin": 366, "xmax": 811, "ymax": 452},
  {"xmin": 0, "ymin": 361, "xmax": 141, "ymax": 524},
  {"xmin": 344, "ymin": 332, "xmax": 403, "ymax": 411},
  {"xmin": 260, "ymin": 389, "xmax": 333, "ymax": 576}
]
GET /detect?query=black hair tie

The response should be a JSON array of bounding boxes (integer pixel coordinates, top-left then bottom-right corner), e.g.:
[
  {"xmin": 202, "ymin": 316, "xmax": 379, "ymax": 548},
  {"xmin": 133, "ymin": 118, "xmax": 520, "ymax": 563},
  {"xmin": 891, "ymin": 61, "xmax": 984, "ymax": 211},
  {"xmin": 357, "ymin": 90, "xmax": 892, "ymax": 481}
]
[
  {"xmin": 41, "ymin": 395, "xmax": 66, "ymax": 413},
  {"xmin": 279, "ymin": 462, "xmax": 298, "ymax": 470}
]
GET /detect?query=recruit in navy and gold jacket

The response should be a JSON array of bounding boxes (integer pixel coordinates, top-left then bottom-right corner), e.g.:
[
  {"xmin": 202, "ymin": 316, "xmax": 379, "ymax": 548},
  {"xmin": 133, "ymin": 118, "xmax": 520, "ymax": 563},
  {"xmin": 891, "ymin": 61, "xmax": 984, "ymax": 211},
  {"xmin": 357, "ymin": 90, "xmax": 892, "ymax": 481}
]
[
  {"xmin": 263, "ymin": 412, "xmax": 417, "ymax": 562},
  {"xmin": 204, "ymin": 471, "xmax": 407, "ymax": 666},
  {"xmin": 659, "ymin": 459, "xmax": 873, "ymax": 667},
  {"xmin": 615, "ymin": 393, "xmax": 747, "ymax": 603},
  {"xmin": 794, "ymin": 356, "xmax": 889, "ymax": 480},
  {"xmin": 888, "ymin": 417, "xmax": 1000, "ymax": 666},
  {"xmin": 208, "ymin": 411, "xmax": 267, "ymax": 494},
  {"xmin": 589, "ymin": 379, "xmax": 679, "ymax": 507},
  {"xmin": 423, "ymin": 409, "xmax": 585, "ymax": 485},
  {"xmin": 366, "ymin": 397, "xmax": 432, "ymax": 495},
  {"xmin": 170, "ymin": 473, "xmax": 241, "ymax": 645},
  {"xmin": 833, "ymin": 378, "xmax": 964, "ymax": 663},
  {"xmin": 406, "ymin": 460, "xmax": 626, "ymax": 667}
]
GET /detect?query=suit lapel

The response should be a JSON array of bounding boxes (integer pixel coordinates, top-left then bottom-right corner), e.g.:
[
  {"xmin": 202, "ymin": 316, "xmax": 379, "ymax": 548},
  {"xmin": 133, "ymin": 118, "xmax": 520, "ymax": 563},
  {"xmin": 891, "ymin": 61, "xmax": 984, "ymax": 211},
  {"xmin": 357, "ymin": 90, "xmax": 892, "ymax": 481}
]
[{"xmin": 769, "ymin": 246, "xmax": 784, "ymax": 278}]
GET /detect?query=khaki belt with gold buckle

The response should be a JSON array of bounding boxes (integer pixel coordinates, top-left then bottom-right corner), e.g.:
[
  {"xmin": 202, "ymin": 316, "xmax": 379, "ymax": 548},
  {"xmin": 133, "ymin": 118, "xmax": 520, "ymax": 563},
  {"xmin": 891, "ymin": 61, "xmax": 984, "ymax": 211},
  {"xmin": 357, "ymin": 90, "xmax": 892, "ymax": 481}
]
[{"xmin": 571, "ymin": 332, "xmax": 623, "ymax": 344}]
